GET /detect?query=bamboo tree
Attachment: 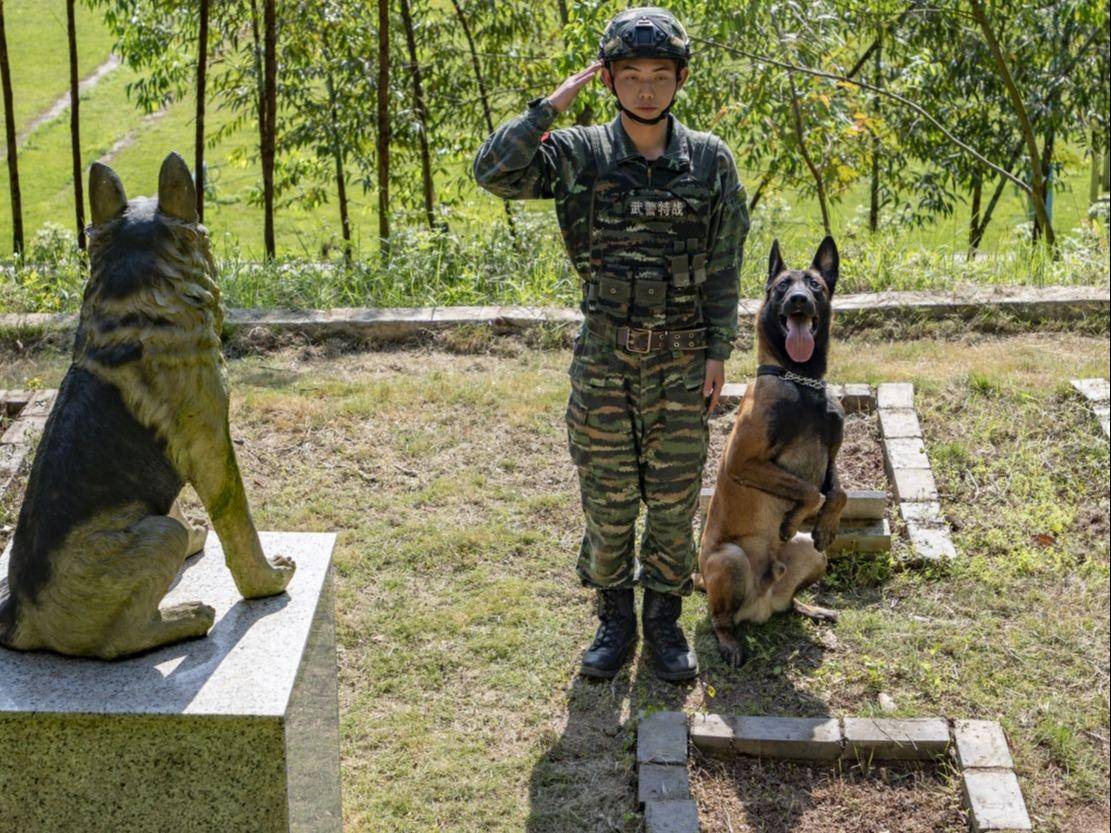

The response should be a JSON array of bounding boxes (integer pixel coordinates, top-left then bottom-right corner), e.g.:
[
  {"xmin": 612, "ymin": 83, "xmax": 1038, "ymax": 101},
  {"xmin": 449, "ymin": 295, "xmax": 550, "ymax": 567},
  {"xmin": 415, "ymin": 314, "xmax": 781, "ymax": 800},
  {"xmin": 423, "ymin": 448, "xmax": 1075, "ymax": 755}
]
[
  {"xmin": 449, "ymin": 0, "xmax": 516, "ymax": 236},
  {"xmin": 377, "ymin": 0, "xmax": 390, "ymax": 250},
  {"xmin": 0, "ymin": 0, "xmax": 22, "ymax": 255},
  {"xmin": 868, "ymin": 38, "xmax": 881, "ymax": 233},
  {"xmin": 195, "ymin": 0, "xmax": 209, "ymax": 222},
  {"xmin": 261, "ymin": 0, "xmax": 277, "ymax": 258},
  {"xmin": 399, "ymin": 0, "xmax": 436, "ymax": 230},
  {"xmin": 969, "ymin": 0, "xmax": 1054, "ymax": 247},
  {"xmin": 67, "ymin": 0, "xmax": 85, "ymax": 249}
]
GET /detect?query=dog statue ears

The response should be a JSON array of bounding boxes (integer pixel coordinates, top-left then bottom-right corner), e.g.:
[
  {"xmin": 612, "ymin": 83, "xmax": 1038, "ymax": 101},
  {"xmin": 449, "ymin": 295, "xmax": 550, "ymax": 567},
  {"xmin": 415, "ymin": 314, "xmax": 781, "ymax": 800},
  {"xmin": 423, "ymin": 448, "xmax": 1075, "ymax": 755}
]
[
  {"xmin": 88, "ymin": 152, "xmax": 198, "ymax": 225},
  {"xmin": 765, "ymin": 236, "xmax": 839, "ymax": 296}
]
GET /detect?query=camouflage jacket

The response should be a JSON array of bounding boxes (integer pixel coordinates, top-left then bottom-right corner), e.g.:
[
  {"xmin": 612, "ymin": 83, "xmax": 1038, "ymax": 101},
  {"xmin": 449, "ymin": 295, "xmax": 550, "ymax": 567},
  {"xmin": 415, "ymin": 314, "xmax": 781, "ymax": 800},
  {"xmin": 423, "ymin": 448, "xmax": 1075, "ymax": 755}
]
[{"xmin": 474, "ymin": 97, "xmax": 748, "ymax": 360}]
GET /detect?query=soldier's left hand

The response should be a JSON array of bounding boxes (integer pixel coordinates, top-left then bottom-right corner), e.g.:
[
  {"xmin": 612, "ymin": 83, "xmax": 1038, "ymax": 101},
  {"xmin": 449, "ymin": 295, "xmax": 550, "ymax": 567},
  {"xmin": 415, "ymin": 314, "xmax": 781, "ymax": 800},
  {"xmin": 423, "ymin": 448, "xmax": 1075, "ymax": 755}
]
[{"xmin": 703, "ymin": 359, "xmax": 725, "ymax": 412}]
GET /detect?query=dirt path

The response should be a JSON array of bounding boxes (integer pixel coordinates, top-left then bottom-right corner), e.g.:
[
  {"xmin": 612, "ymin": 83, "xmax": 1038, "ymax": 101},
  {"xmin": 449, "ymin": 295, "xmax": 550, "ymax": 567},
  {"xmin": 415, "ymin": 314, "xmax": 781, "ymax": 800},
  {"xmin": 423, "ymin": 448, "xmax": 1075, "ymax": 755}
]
[
  {"xmin": 0, "ymin": 54, "xmax": 120, "ymax": 162},
  {"xmin": 96, "ymin": 106, "xmax": 170, "ymax": 164}
]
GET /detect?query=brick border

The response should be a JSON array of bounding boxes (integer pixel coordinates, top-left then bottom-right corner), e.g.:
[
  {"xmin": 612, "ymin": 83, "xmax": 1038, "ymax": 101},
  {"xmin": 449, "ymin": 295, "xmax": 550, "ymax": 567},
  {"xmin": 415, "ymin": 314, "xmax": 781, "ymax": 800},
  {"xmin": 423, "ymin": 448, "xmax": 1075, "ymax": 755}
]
[
  {"xmin": 2, "ymin": 284, "xmax": 1106, "ymax": 344},
  {"xmin": 0, "ymin": 389, "xmax": 56, "ymax": 504},
  {"xmin": 639, "ymin": 711, "xmax": 1033, "ymax": 832},
  {"xmin": 877, "ymin": 382, "xmax": 957, "ymax": 563},
  {"xmin": 1070, "ymin": 378, "xmax": 1109, "ymax": 438}
]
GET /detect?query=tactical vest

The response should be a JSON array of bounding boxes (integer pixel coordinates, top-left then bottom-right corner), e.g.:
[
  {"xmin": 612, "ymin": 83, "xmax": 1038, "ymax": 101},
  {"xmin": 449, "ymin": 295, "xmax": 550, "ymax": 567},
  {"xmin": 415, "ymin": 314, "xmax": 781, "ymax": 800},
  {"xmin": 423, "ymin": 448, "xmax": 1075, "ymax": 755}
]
[{"xmin": 560, "ymin": 127, "xmax": 713, "ymax": 332}]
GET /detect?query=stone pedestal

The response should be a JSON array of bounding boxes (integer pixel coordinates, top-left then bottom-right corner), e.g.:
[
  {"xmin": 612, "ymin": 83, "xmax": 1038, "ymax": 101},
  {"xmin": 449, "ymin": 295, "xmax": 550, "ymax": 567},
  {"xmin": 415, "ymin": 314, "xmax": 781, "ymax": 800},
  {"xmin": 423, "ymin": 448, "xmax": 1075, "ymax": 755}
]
[{"xmin": 0, "ymin": 531, "xmax": 340, "ymax": 833}]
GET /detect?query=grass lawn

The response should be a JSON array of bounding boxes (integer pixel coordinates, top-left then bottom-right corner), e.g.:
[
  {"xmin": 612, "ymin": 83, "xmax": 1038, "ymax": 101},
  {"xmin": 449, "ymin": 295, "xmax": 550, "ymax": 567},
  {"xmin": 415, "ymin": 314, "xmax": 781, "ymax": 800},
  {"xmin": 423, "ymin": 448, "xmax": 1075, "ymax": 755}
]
[
  {"xmin": 1, "ymin": 0, "xmax": 115, "ymax": 134},
  {"xmin": 2, "ymin": 328, "xmax": 1108, "ymax": 832}
]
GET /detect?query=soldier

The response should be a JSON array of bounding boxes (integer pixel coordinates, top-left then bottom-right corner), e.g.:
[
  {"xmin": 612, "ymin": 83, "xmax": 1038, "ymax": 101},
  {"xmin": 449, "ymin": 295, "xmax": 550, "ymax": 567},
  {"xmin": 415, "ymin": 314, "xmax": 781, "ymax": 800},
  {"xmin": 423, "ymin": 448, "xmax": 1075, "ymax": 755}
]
[{"xmin": 474, "ymin": 7, "xmax": 748, "ymax": 681}]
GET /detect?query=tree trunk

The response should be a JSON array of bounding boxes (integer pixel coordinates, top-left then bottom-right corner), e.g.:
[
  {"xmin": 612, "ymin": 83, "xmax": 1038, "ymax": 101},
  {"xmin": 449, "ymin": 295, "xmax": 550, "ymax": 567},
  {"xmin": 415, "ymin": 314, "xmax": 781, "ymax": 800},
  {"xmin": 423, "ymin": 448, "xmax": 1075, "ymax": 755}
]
[
  {"xmin": 787, "ymin": 76, "xmax": 829, "ymax": 234},
  {"xmin": 975, "ymin": 142, "xmax": 1023, "ymax": 250},
  {"xmin": 376, "ymin": 0, "xmax": 390, "ymax": 252},
  {"xmin": 0, "ymin": 0, "xmax": 23, "ymax": 255},
  {"xmin": 748, "ymin": 170, "xmax": 773, "ymax": 212},
  {"xmin": 868, "ymin": 39, "xmax": 881, "ymax": 233},
  {"xmin": 66, "ymin": 0, "xmax": 85, "ymax": 249},
  {"xmin": 261, "ymin": 0, "xmax": 277, "ymax": 259},
  {"xmin": 195, "ymin": 0, "xmax": 209, "ymax": 223},
  {"xmin": 1090, "ymin": 130, "xmax": 1101, "ymax": 203},
  {"xmin": 321, "ymin": 28, "xmax": 351, "ymax": 265},
  {"xmin": 969, "ymin": 0, "xmax": 1054, "ymax": 247},
  {"xmin": 450, "ymin": 0, "xmax": 516, "ymax": 237},
  {"xmin": 1102, "ymin": 145, "xmax": 1109, "ymax": 193},
  {"xmin": 968, "ymin": 171, "xmax": 982, "ymax": 255},
  {"xmin": 399, "ymin": 0, "xmax": 436, "ymax": 230}
]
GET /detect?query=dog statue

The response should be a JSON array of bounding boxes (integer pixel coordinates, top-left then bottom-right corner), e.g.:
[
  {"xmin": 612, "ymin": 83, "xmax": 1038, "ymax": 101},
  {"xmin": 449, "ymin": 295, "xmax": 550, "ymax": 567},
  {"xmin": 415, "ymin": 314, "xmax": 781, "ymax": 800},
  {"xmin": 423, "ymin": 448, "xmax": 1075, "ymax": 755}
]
[
  {"xmin": 697, "ymin": 236, "xmax": 845, "ymax": 667},
  {"xmin": 0, "ymin": 153, "xmax": 294, "ymax": 660}
]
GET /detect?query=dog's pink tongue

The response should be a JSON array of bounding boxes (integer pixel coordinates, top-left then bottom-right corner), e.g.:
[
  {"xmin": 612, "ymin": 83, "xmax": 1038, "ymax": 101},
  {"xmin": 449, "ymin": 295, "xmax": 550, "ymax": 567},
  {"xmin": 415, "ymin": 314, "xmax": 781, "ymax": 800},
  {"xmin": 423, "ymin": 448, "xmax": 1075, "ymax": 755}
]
[{"xmin": 785, "ymin": 314, "xmax": 815, "ymax": 363}]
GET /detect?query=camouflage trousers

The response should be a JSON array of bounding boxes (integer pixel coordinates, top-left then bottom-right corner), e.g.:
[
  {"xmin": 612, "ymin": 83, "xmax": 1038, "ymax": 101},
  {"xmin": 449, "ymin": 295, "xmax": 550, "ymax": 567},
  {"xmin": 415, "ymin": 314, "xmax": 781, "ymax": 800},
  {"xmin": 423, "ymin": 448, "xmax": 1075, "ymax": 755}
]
[{"xmin": 565, "ymin": 324, "xmax": 709, "ymax": 596}]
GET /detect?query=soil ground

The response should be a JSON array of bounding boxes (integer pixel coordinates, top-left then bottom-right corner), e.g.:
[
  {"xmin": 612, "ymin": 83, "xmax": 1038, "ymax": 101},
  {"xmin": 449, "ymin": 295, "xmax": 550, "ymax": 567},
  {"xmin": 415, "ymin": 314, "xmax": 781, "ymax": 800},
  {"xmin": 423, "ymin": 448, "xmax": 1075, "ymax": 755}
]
[
  {"xmin": 1, "ymin": 330, "xmax": 1108, "ymax": 833},
  {"xmin": 690, "ymin": 751, "xmax": 967, "ymax": 833}
]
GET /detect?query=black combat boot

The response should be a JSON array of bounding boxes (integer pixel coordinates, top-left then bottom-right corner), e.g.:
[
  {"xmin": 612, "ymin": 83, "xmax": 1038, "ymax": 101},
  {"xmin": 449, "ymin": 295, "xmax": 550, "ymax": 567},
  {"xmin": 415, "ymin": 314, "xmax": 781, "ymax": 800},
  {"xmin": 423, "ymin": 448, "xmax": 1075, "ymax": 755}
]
[
  {"xmin": 580, "ymin": 588, "xmax": 637, "ymax": 678},
  {"xmin": 642, "ymin": 588, "xmax": 698, "ymax": 681}
]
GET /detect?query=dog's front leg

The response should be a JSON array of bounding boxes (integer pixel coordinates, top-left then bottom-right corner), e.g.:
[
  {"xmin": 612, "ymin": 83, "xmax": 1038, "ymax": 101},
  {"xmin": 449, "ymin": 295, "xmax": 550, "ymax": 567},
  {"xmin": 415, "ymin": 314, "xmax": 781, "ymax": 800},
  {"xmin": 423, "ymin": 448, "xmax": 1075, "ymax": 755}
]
[
  {"xmin": 728, "ymin": 461, "xmax": 823, "ymax": 541},
  {"xmin": 169, "ymin": 368, "xmax": 295, "ymax": 599},
  {"xmin": 811, "ymin": 458, "xmax": 847, "ymax": 553}
]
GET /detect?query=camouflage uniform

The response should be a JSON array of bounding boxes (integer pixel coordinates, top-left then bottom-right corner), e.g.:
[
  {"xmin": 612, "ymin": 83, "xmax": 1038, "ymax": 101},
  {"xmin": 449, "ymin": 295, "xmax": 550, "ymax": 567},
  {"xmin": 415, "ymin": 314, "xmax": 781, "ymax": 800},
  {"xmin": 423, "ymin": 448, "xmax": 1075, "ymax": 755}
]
[{"xmin": 474, "ymin": 99, "xmax": 748, "ymax": 596}]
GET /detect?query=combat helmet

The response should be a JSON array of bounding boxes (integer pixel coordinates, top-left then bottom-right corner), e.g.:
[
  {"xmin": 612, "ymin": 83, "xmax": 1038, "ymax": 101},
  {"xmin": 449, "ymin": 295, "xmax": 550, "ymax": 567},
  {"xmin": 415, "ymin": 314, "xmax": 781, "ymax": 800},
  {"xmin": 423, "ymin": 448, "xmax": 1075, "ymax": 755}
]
[{"xmin": 597, "ymin": 7, "xmax": 691, "ymax": 124}]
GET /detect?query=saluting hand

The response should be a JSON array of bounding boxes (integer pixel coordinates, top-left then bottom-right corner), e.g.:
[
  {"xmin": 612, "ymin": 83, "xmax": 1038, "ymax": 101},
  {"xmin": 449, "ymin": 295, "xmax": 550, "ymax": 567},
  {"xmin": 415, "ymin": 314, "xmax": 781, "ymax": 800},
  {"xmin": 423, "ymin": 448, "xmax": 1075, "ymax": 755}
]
[{"xmin": 547, "ymin": 61, "xmax": 603, "ymax": 113}]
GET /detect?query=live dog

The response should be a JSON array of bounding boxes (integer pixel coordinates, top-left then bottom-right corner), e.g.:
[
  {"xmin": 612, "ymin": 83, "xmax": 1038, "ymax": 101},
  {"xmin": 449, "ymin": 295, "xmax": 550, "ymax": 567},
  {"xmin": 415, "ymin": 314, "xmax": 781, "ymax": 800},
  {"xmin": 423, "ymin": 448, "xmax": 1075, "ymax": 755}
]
[
  {"xmin": 0, "ymin": 153, "xmax": 294, "ymax": 660},
  {"xmin": 697, "ymin": 236, "xmax": 845, "ymax": 667}
]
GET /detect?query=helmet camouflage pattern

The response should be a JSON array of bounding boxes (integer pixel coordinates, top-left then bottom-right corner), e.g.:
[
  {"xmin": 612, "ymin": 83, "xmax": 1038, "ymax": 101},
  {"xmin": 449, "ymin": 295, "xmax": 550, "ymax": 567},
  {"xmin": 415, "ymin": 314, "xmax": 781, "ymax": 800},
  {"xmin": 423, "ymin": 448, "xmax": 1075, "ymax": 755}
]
[{"xmin": 597, "ymin": 7, "xmax": 692, "ymax": 66}]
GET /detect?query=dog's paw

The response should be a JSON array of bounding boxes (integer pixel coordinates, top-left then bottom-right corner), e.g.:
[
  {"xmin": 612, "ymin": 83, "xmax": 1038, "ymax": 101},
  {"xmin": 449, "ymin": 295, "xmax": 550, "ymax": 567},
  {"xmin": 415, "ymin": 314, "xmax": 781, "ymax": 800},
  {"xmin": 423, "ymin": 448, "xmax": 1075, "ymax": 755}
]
[
  {"xmin": 779, "ymin": 518, "xmax": 798, "ymax": 542},
  {"xmin": 719, "ymin": 641, "xmax": 746, "ymax": 668}
]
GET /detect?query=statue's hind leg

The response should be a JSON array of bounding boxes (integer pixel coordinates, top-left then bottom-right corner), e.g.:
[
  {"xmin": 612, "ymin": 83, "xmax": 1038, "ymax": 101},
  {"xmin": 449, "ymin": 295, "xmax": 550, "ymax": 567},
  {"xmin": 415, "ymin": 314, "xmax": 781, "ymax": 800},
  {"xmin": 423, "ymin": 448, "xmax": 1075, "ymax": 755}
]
[
  {"xmin": 95, "ymin": 515, "xmax": 215, "ymax": 659},
  {"xmin": 169, "ymin": 495, "xmax": 208, "ymax": 556}
]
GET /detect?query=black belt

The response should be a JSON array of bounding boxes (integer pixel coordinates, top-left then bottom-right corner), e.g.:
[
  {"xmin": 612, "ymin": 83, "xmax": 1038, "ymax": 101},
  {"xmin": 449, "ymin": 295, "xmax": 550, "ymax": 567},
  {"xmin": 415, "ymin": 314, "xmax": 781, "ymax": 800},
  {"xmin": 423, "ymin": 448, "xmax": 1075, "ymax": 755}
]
[{"xmin": 586, "ymin": 317, "xmax": 707, "ymax": 353}]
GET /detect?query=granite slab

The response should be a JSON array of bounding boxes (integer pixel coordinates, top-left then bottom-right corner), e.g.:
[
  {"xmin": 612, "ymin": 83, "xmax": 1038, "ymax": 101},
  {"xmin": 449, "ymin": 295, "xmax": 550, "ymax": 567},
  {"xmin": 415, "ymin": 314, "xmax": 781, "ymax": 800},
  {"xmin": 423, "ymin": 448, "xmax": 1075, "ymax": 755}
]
[{"xmin": 0, "ymin": 531, "xmax": 340, "ymax": 833}]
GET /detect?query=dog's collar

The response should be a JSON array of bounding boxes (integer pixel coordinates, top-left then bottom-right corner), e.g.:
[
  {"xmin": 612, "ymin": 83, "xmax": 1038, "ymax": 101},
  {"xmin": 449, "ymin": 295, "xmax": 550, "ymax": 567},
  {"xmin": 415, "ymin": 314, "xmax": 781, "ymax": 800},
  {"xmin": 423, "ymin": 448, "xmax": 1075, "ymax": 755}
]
[{"xmin": 757, "ymin": 364, "xmax": 827, "ymax": 391}]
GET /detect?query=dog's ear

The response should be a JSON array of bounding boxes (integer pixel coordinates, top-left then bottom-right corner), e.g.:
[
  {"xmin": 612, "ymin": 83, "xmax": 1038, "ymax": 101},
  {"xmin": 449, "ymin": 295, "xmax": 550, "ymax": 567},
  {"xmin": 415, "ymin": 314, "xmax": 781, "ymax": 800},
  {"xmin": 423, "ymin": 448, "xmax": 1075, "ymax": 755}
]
[
  {"xmin": 88, "ymin": 162, "xmax": 127, "ymax": 224},
  {"xmin": 157, "ymin": 152, "xmax": 198, "ymax": 223},
  {"xmin": 810, "ymin": 235, "xmax": 839, "ymax": 295},
  {"xmin": 766, "ymin": 239, "xmax": 786, "ymax": 291}
]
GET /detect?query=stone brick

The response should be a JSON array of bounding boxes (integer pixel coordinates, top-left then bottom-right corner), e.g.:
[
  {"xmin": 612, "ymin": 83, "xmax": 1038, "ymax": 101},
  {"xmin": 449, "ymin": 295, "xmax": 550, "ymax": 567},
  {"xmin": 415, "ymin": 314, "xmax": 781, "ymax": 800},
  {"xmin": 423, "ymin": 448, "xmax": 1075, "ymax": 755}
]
[
  {"xmin": 1071, "ymin": 378, "xmax": 1109, "ymax": 402},
  {"xmin": 906, "ymin": 522, "xmax": 957, "ymax": 562},
  {"xmin": 878, "ymin": 407, "xmax": 922, "ymax": 439},
  {"xmin": 839, "ymin": 383, "xmax": 874, "ymax": 414},
  {"xmin": 645, "ymin": 799, "xmax": 700, "ymax": 833},
  {"xmin": 823, "ymin": 520, "xmax": 891, "ymax": 556},
  {"xmin": 1, "ymin": 416, "xmax": 46, "ymax": 446},
  {"xmin": 962, "ymin": 769, "xmax": 1032, "ymax": 832},
  {"xmin": 732, "ymin": 716, "xmax": 842, "ymax": 760},
  {"xmin": 638, "ymin": 763, "xmax": 690, "ymax": 804},
  {"xmin": 19, "ymin": 390, "xmax": 57, "ymax": 418},
  {"xmin": 884, "ymin": 438, "xmax": 930, "ymax": 472},
  {"xmin": 718, "ymin": 382, "xmax": 747, "ymax": 405},
  {"xmin": 891, "ymin": 468, "xmax": 939, "ymax": 503},
  {"xmin": 954, "ymin": 720, "xmax": 1013, "ymax": 770},
  {"xmin": 899, "ymin": 501, "xmax": 945, "ymax": 525},
  {"xmin": 877, "ymin": 382, "xmax": 914, "ymax": 410},
  {"xmin": 638, "ymin": 711, "xmax": 688, "ymax": 766},
  {"xmin": 842, "ymin": 717, "xmax": 949, "ymax": 761},
  {"xmin": 689, "ymin": 713, "xmax": 734, "ymax": 755},
  {"xmin": 0, "ymin": 442, "xmax": 27, "ymax": 475}
]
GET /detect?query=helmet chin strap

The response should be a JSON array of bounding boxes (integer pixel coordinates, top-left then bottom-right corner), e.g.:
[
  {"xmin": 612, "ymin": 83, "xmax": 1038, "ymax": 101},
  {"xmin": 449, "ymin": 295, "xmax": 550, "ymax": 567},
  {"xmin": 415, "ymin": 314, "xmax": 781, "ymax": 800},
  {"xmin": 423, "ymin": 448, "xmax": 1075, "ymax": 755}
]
[{"xmin": 613, "ymin": 93, "xmax": 673, "ymax": 125}]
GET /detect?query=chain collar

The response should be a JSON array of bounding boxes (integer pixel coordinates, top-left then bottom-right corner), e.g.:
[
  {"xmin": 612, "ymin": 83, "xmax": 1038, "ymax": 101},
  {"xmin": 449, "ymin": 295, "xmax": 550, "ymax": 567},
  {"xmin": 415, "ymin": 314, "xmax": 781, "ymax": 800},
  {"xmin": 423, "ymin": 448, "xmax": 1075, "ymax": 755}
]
[{"xmin": 756, "ymin": 364, "xmax": 827, "ymax": 391}]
